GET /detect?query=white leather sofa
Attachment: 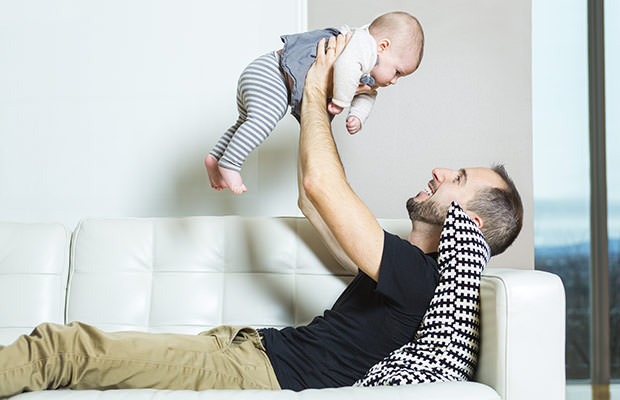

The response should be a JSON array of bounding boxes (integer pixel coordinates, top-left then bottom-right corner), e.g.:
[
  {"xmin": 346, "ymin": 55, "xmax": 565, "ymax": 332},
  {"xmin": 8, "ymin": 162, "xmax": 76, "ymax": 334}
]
[{"xmin": 0, "ymin": 217, "xmax": 566, "ymax": 400}]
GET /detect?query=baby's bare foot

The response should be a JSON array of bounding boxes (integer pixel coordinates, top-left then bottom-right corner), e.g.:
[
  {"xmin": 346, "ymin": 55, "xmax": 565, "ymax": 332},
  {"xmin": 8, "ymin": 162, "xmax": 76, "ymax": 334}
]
[
  {"xmin": 205, "ymin": 155, "xmax": 227, "ymax": 190},
  {"xmin": 218, "ymin": 165, "xmax": 247, "ymax": 194}
]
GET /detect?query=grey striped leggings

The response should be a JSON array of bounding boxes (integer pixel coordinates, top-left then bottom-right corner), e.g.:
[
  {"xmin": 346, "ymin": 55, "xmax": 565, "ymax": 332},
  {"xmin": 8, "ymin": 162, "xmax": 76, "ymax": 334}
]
[{"xmin": 210, "ymin": 52, "xmax": 289, "ymax": 172}]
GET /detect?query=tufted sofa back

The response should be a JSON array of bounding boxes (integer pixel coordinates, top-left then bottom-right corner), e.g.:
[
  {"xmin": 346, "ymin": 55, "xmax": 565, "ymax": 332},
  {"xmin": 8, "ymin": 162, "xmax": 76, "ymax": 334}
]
[{"xmin": 66, "ymin": 217, "xmax": 412, "ymax": 334}]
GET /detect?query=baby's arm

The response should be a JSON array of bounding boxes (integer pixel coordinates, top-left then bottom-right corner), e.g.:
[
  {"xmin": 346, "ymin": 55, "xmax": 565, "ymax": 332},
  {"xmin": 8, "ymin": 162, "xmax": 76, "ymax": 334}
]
[
  {"xmin": 346, "ymin": 90, "xmax": 377, "ymax": 134},
  {"xmin": 330, "ymin": 29, "xmax": 377, "ymax": 111}
]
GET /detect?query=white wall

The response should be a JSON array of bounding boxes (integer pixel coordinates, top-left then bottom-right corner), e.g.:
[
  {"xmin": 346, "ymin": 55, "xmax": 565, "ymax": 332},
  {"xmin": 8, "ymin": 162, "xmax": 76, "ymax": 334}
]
[
  {"xmin": 0, "ymin": 1, "xmax": 533, "ymax": 268},
  {"xmin": 0, "ymin": 0, "xmax": 306, "ymax": 229},
  {"xmin": 309, "ymin": 0, "xmax": 533, "ymax": 269}
]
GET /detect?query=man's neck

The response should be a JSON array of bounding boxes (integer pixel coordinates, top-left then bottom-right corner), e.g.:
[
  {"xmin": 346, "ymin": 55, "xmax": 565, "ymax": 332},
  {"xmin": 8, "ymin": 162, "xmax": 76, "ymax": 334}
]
[{"xmin": 407, "ymin": 221, "xmax": 441, "ymax": 254}]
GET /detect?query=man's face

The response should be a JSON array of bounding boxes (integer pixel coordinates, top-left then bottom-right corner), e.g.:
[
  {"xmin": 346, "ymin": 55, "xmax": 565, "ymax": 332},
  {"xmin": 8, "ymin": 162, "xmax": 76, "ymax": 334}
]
[{"xmin": 407, "ymin": 167, "xmax": 505, "ymax": 226}]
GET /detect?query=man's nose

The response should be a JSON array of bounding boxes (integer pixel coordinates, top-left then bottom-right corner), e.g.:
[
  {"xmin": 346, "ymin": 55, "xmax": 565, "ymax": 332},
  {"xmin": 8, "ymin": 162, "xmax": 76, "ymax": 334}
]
[{"xmin": 432, "ymin": 168, "xmax": 452, "ymax": 184}]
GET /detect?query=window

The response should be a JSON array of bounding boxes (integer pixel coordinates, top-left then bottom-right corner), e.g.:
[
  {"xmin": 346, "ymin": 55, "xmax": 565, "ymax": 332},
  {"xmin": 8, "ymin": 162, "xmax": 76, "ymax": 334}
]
[
  {"xmin": 532, "ymin": 0, "xmax": 590, "ymax": 380},
  {"xmin": 534, "ymin": 0, "xmax": 619, "ymax": 395},
  {"xmin": 605, "ymin": 0, "xmax": 619, "ymax": 380}
]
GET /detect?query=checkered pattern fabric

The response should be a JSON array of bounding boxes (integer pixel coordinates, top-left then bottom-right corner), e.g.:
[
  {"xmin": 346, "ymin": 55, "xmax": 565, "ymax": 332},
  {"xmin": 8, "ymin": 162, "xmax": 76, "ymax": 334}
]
[{"xmin": 355, "ymin": 202, "xmax": 491, "ymax": 386}]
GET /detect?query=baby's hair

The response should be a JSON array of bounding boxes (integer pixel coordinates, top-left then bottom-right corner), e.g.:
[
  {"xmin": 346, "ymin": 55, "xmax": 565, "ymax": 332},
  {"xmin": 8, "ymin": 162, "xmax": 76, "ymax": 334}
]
[{"xmin": 369, "ymin": 11, "xmax": 425, "ymax": 70}]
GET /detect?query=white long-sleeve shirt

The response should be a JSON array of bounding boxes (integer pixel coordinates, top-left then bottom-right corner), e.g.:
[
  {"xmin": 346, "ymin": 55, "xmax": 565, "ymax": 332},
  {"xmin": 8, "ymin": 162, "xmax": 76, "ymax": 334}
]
[{"xmin": 331, "ymin": 25, "xmax": 378, "ymax": 126}]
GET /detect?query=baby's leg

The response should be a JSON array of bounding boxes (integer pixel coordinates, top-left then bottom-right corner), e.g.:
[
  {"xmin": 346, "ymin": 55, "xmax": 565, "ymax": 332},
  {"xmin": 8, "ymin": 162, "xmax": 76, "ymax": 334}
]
[
  {"xmin": 217, "ymin": 52, "xmax": 289, "ymax": 194},
  {"xmin": 206, "ymin": 116, "xmax": 245, "ymax": 190}
]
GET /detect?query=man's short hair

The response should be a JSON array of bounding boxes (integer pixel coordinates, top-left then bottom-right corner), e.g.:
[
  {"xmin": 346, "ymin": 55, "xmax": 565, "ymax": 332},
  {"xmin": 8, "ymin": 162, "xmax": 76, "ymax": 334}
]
[{"xmin": 467, "ymin": 164, "xmax": 523, "ymax": 256}]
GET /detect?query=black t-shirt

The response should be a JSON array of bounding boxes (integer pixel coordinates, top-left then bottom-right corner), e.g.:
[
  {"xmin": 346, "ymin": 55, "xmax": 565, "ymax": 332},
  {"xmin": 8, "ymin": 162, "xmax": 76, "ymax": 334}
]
[{"xmin": 261, "ymin": 230, "xmax": 439, "ymax": 391}]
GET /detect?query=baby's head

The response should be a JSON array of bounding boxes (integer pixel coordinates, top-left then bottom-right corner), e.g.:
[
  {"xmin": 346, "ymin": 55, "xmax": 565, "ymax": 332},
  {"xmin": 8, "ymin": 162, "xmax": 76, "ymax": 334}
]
[{"xmin": 368, "ymin": 11, "xmax": 424, "ymax": 87}]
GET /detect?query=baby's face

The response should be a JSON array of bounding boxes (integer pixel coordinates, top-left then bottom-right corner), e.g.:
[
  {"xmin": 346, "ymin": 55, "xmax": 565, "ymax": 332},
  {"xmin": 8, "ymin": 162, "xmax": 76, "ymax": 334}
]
[{"xmin": 370, "ymin": 45, "xmax": 420, "ymax": 87}]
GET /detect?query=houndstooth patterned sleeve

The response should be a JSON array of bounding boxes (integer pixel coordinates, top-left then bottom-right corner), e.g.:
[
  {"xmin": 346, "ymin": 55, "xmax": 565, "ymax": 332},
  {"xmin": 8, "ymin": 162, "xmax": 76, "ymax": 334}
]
[{"xmin": 354, "ymin": 202, "xmax": 491, "ymax": 386}]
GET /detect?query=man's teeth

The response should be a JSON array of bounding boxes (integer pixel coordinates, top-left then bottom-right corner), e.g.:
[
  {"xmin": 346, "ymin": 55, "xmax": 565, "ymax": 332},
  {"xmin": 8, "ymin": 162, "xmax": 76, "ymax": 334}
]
[{"xmin": 424, "ymin": 186, "xmax": 432, "ymax": 196}]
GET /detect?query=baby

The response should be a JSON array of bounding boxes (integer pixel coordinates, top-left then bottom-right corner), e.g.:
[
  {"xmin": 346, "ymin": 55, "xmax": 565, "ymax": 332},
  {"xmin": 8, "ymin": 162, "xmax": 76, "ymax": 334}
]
[{"xmin": 206, "ymin": 11, "xmax": 424, "ymax": 193}]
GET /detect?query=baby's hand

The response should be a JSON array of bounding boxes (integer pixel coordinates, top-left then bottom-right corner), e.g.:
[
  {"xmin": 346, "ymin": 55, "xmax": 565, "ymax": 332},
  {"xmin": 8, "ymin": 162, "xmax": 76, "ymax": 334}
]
[
  {"xmin": 327, "ymin": 101, "xmax": 343, "ymax": 115},
  {"xmin": 346, "ymin": 115, "xmax": 362, "ymax": 135}
]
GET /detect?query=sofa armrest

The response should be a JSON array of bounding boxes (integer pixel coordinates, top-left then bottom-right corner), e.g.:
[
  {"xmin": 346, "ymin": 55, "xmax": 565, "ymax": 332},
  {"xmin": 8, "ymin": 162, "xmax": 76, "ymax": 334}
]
[
  {"xmin": 0, "ymin": 222, "xmax": 71, "ymax": 345},
  {"xmin": 476, "ymin": 269, "xmax": 566, "ymax": 400}
]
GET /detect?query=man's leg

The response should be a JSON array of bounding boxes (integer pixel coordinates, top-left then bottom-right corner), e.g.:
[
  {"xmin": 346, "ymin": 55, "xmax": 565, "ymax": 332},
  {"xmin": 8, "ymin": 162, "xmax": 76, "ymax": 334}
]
[{"xmin": 0, "ymin": 322, "xmax": 279, "ymax": 397}]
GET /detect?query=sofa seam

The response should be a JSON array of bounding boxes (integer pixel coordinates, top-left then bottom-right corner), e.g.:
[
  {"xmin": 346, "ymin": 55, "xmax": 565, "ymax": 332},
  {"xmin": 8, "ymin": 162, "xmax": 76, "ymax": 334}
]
[{"xmin": 64, "ymin": 221, "xmax": 81, "ymax": 325}]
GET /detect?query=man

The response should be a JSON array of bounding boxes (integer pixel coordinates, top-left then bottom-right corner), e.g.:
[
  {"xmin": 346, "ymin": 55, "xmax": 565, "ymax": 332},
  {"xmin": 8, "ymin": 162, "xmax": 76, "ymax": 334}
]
[
  {"xmin": 0, "ymin": 34, "xmax": 522, "ymax": 397},
  {"xmin": 266, "ymin": 34, "xmax": 522, "ymax": 390}
]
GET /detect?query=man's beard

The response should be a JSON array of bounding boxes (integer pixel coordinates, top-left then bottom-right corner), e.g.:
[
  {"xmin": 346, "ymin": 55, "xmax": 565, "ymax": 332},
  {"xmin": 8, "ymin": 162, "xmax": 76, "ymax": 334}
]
[{"xmin": 406, "ymin": 196, "xmax": 447, "ymax": 226}]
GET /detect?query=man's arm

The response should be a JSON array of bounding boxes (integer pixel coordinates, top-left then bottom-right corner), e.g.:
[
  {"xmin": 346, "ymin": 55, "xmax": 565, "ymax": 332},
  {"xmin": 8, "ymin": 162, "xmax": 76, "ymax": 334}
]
[
  {"xmin": 298, "ymin": 35, "xmax": 384, "ymax": 282},
  {"xmin": 297, "ymin": 156, "xmax": 359, "ymax": 274}
]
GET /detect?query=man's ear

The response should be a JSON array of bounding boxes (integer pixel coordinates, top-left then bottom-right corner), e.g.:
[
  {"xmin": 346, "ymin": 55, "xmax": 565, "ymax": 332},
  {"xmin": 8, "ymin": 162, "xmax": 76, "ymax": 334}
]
[
  {"xmin": 466, "ymin": 211, "xmax": 484, "ymax": 230},
  {"xmin": 377, "ymin": 39, "xmax": 391, "ymax": 53}
]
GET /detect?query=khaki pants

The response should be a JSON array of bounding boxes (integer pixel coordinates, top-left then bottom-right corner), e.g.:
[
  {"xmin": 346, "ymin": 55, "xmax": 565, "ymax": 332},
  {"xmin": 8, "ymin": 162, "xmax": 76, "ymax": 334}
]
[{"xmin": 0, "ymin": 322, "xmax": 280, "ymax": 398}]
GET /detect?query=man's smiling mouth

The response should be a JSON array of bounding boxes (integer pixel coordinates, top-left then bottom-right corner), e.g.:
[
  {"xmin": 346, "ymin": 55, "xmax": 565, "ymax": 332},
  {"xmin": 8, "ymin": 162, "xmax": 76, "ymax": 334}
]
[{"xmin": 424, "ymin": 181, "xmax": 435, "ymax": 196}]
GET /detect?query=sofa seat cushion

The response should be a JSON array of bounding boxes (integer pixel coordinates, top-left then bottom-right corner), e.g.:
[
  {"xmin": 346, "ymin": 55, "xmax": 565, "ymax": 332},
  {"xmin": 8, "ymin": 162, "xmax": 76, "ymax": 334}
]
[{"xmin": 8, "ymin": 382, "xmax": 500, "ymax": 400}]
